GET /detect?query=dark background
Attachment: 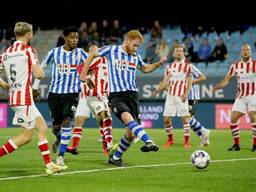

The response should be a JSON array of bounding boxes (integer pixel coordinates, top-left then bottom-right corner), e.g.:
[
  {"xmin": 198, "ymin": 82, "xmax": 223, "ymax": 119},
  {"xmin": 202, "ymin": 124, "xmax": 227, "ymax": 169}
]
[{"xmin": 1, "ymin": 0, "xmax": 255, "ymax": 30}]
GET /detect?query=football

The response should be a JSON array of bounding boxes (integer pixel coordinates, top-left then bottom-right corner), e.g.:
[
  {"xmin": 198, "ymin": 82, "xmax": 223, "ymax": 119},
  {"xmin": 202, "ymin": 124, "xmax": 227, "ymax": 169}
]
[{"xmin": 191, "ymin": 150, "xmax": 210, "ymax": 169}]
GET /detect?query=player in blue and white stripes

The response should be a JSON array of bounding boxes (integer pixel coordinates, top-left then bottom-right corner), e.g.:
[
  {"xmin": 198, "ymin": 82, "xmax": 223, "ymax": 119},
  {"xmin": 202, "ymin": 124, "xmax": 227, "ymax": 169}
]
[
  {"xmin": 189, "ymin": 64, "xmax": 210, "ymax": 146},
  {"xmin": 33, "ymin": 27, "xmax": 88, "ymax": 166},
  {"xmin": 80, "ymin": 30, "xmax": 167, "ymax": 166}
]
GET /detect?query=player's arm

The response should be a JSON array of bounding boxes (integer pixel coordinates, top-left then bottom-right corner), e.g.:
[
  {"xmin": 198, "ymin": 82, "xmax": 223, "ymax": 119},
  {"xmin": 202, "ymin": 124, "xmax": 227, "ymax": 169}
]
[
  {"xmin": 193, "ymin": 73, "xmax": 206, "ymax": 84},
  {"xmin": 153, "ymin": 75, "xmax": 170, "ymax": 95},
  {"xmin": 0, "ymin": 77, "xmax": 9, "ymax": 89},
  {"xmin": 181, "ymin": 74, "xmax": 192, "ymax": 102},
  {"xmin": 80, "ymin": 45, "xmax": 99, "ymax": 86},
  {"xmin": 139, "ymin": 56, "xmax": 167, "ymax": 73},
  {"xmin": 213, "ymin": 74, "xmax": 232, "ymax": 91}
]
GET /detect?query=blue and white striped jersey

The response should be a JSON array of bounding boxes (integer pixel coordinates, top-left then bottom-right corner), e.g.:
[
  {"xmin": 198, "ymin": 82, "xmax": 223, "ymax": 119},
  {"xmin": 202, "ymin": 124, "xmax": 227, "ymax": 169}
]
[
  {"xmin": 188, "ymin": 64, "xmax": 203, "ymax": 100},
  {"xmin": 98, "ymin": 45, "xmax": 146, "ymax": 93},
  {"xmin": 42, "ymin": 46, "xmax": 88, "ymax": 94}
]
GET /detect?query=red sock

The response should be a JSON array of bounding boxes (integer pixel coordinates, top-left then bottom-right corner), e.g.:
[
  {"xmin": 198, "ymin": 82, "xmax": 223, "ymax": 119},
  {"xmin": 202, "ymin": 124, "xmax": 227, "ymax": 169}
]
[
  {"xmin": 184, "ymin": 123, "xmax": 190, "ymax": 144},
  {"xmin": 102, "ymin": 118, "xmax": 113, "ymax": 145},
  {"xmin": 230, "ymin": 123, "xmax": 240, "ymax": 145},
  {"xmin": 0, "ymin": 139, "xmax": 17, "ymax": 157},
  {"xmin": 38, "ymin": 140, "xmax": 51, "ymax": 166},
  {"xmin": 72, "ymin": 127, "xmax": 83, "ymax": 148},
  {"xmin": 167, "ymin": 134, "xmax": 173, "ymax": 141}
]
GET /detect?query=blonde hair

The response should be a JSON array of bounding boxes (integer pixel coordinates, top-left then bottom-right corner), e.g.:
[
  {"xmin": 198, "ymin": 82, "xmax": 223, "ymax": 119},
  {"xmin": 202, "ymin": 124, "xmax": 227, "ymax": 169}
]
[
  {"xmin": 14, "ymin": 22, "xmax": 33, "ymax": 37},
  {"xmin": 125, "ymin": 30, "xmax": 144, "ymax": 43}
]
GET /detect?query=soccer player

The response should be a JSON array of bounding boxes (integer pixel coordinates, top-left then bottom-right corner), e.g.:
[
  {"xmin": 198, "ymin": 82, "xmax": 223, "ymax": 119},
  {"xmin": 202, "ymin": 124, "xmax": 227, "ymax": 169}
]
[
  {"xmin": 153, "ymin": 45, "xmax": 192, "ymax": 149},
  {"xmin": 213, "ymin": 44, "xmax": 256, "ymax": 151},
  {"xmin": 32, "ymin": 26, "xmax": 88, "ymax": 165},
  {"xmin": 67, "ymin": 56, "xmax": 116, "ymax": 156},
  {"xmin": 80, "ymin": 30, "xmax": 167, "ymax": 167},
  {"xmin": 0, "ymin": 22, "xmax": 66, "ymax": 174}
]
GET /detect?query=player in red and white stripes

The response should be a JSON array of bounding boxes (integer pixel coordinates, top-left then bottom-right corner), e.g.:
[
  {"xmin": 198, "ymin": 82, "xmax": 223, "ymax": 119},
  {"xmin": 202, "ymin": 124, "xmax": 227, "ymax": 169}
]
[
  {"xmin": 154, "ymin": 45, "xmax": 192, "ymax": 149},
  {"xmin": 0, "ymin": 22, "xmax": 66, "ymax": 174},
  {"xmin": 67, "ymin": 55, "xmax": 116, "ymax": 156},
  {"xmin": 214, "ymin": 44, "xmax": 256, "ymax": 151}
]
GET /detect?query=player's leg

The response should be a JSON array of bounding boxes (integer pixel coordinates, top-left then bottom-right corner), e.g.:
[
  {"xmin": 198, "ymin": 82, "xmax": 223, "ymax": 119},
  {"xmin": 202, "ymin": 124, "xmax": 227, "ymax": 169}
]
[
  {"xmin": 0, "ymin": 106, "xmax": 33, "ymax": 157},
  {"xmin": 48, "ymin": 93, "xmax": 62, "ymax": 153},
  {"xmin": 188, "ymin": 100, "xmax": 210, "ymax": 146},
  {"xmin": 67, "ymin": 96, "xmax": 90, "ymax": 154},
  {"xmin": 163, "ymin": 95, "xmax": 176, "ymax": 148},
  {"xmin": 57, "ymin": 93, "xmax": 79, "ymax": 165},
  {"xmin": 177, "ymin": 97, "xmax": 191, "ymax": 149},
  {"xmin": 163, "ymin": 116, "xmax": 174, "ymax": 148},
  {"xmin": 228, "ymin": 98, "xmax": 245, "ymax": 151}
]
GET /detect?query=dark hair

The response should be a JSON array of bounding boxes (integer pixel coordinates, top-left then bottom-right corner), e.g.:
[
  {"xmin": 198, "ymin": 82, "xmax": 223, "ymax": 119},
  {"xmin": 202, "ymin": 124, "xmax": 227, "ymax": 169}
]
[{"xmin": 63, "ymin": 26, "xmax": 78, "ymax": 36}]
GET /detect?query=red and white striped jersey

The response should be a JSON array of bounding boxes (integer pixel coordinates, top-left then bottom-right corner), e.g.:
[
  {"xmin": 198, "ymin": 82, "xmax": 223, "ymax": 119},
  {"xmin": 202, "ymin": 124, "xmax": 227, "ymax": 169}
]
[
  {"xmin": 0, "ymin": 41, "xmax": 39, "ymax": 106},
  {"xmin": 165, "ymin": 60, "xmax": 192, "ymax": 96},
  {"xmin": 228, "ymin": 58, "xmax": 256, "ymax": 98},
  {"xmin": 79, "ymin": 57, "xmax": 108, "ymax": 97}
]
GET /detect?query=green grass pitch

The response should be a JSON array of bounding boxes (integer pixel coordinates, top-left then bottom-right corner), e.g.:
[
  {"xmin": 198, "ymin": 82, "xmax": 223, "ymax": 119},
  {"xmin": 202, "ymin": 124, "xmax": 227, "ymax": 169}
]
[{"xmin": 0, "ymin": 128, "xmax": 255, "ymax": 192}]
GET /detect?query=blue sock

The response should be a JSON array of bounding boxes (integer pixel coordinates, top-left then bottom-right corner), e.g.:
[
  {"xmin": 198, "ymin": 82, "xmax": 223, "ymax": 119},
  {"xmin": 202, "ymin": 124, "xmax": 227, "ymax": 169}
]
[
  {"xmin": 59, "ymin": 126, "xmax": 72, "ymax": 156},
  {"xmin": 190, "ymin": 118, "xmax": 204, "ymax": 137},
  {"xmin": 113, "ymin": 135, "xmax": 132, "ymax": 160},
  {"xmin": 127, "ymin": 121, "xmax": 150, "ymax": 143}
]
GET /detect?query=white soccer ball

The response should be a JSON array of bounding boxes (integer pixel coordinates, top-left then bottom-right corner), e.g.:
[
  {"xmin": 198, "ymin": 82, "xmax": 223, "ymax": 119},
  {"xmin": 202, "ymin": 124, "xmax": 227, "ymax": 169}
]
[{"xmin": 191, "ymin": 150, "xmax": 210, "ymax": 169}]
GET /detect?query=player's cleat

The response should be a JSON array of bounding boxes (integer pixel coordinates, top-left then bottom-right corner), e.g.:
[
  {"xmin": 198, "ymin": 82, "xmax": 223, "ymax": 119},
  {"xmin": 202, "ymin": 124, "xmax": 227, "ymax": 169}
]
[
  {"xmin": 56, "ymin": 156, "xmax": 66, "ymax": 166},
  {"xmin": 251, "ymin": 144, "xmax": 256, "ymax": 152},
  {"xmin": 108, "ymin": 143, "xmax": 118, "ymax": 156},
  {"xmin": 140, "ymin": 141, "xmax": 159, "ymax": 152},
  {"xmin": 52, "ymin": 139, "xmax": 60, "ymax": 154},
  {"xmin": 45, "ymin": 162, "xmax": 67, "ymax": 175},
  {"xmin": 184, "ymin": 143, "xmax": 191, "ymax": 149},
  {"xmin": 108, "ymin": 156, "xmax": 127, "ymax": 167},
  {"xmin": 201, "ymin": 129, "xmax": 210, "ymax": 147},
  {"xmin": 163, "ymin": 140, "xmax": 174, "ymax": 149},
  {"xmin": 228, "ymin": 144, "xmax": 240, "ymax": 151},
  {"xmin": 66, "ymin": 147, "xmax": 79, "ymax": 155}
]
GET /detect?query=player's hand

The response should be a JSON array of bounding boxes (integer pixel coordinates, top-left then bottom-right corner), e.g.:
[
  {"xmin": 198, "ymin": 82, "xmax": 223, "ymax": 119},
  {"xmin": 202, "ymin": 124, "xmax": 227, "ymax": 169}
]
[
  {"xmin": 181, "ymin": 93, "xmax": 188, "ymax": 102},
  {"xmin": 159, "ymin": 56, "xmax": 167, "ymax": 65},
  {"xmin": 32, "ymin": 89, "xmax": 40, "ymax": 102},
  {"xmin": 213, "ymin": 84, "xmax": 221, "ymax": 92},
  {"xmin": 89, "ymin": 45, "xmax": 99, "ymax": 58},
  {"xmin": 152, "ymin": 90, "xmax": 159, "ymax": 96},
  {"xmin": 86, "ymin": 78, "xmax": 95, "ymax": 89}
]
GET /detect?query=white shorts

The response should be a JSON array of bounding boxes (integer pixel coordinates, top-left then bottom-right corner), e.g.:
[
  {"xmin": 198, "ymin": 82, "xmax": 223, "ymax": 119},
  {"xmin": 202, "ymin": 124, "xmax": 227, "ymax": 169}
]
[
  {"xmin": 232, "ymin": 95, "xmax": 256, "ymax": 114},
  {"xmin": 163, "ymin": 95, "xmax": 189, "ymax": 117},
  {"xmin": 87, "ymin": 96, "xmax": 109, "ymax": 117},
  {"xmin": 11, "ymin": 104, "xmax": 42, "ymax": 129},
  {"xmin": 75, "ymin": 96, "xmax": 91, "ymax": 118}
]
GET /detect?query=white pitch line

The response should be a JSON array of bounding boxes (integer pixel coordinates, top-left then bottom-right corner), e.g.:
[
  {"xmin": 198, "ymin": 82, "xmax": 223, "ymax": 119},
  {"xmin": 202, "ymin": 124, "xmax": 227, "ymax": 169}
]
[{"xmin": 0, "ymin": 157, "xmax": 255, "ymax": 181}]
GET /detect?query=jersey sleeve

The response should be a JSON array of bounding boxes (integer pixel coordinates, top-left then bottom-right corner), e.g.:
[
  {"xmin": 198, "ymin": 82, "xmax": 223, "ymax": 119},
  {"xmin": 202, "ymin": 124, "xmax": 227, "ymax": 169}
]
[
  {"xmin": 80, "ymin": 49, "xmax": 88, "ymax": 62},
  {"xmin": 27, "ymin": 47, "xmax": 39, "ymax": 65},
  {"xmin": 137, "ymin": 53, "xmax": 146, "ymax": 68},
  {"xmin": 98, "ymin": 45, "xmax": 112, "ymax": 57},
  {"xmin": 227, "ymin": 63, "xmax": 235, "ymax": 77}
]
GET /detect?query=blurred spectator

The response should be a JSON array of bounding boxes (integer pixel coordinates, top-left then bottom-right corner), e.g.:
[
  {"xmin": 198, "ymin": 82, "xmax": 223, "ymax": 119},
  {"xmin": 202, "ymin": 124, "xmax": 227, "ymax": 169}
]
[
  {"xmin": 151, "ymin": 20, "xmax": 162, "ymax": 39},
  {"xmin": 155, "ymin": 38, "xmax": 169, "ymax": 60},
  {"xmin": 209, "ymin": 38, "xmax": 228, "ymax": 62},
  {"xmin": 197, "ymin": 39, "xmax": 212, "ymax": 65},
  {"xmin": 144, "ymin": 40, "xmax": 157, "ymax": 63},
  {"xmin": 110, "ymin": 19, "xmax": 124, "ymax": 44},
  {"xmin": 89, "ymin": 21, "xmax": 100, "ymax": 45},
  {"xmin": 99, "ymin": 19, "xmax": 110, "ymax": 46},
  {"xmin": 183, "ymin": 36, "xmax": 195, "ymax": 62},
  {"xmin": 0, "ymin": 39, "xmax": 9, "ymax": 53}
]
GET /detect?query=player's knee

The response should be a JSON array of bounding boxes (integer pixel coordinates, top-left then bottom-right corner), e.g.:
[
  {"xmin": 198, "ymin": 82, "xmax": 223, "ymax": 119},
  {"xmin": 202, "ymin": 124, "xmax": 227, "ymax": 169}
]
[{"xmin": 164, "ymin": 117, "xmax": 171, "ymax": 125}]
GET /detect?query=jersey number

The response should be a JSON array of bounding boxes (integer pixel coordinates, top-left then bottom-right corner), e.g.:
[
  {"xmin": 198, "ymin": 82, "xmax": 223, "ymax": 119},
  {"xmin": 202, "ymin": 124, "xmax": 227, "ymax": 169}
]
[{"xmin": 10, "ymin": 64, "xmax": 17, "ymax": 83}]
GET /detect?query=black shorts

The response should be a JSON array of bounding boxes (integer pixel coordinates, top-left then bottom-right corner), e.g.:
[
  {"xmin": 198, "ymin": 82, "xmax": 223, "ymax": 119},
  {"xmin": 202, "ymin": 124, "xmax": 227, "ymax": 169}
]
[
  {"xmin": 48, "ymin": 92, "xmax": 79, "ymax": 125},
  {"xmin": 188, "ymin": 100, "xmax": 198, "ymax": 116},
  {"xmin": 108, "ymin": 91, "xmax": 140, "ymax": 123}
]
